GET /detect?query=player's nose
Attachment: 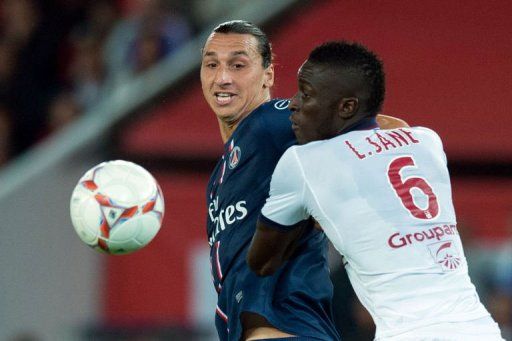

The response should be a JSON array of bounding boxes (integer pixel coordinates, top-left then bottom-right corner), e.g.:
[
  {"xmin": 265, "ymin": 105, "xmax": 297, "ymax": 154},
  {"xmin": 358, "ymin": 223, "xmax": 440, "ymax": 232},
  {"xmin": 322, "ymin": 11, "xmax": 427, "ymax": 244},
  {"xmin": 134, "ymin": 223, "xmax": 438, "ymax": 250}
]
[
  {"xmin": 288, "ymin": 93, "xmax": 300, "ymax": 112},
  {"xmin": 214, "ymin": 66, "xmax": 232, "ymax": 86}
]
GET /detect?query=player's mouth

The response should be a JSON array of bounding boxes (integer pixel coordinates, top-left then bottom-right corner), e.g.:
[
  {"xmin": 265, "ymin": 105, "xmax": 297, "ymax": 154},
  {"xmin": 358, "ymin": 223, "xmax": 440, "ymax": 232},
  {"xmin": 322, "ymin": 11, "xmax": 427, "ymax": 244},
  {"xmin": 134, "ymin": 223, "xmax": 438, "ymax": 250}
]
[
  {"xmin": 290, "ymin": 117, "xmax": 300, "ymax": 130},
  {"xmin": 214, "ymin": 92, "xmax": 235, "ymax": 106}
]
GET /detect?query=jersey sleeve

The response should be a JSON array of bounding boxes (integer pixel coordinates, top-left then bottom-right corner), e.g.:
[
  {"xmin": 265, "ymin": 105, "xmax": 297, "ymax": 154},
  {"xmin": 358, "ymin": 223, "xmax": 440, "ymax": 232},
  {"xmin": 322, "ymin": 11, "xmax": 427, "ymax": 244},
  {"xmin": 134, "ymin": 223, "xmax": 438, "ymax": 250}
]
[
  {"xmin": 416, "ymin": 126, "xmax": 448, "ymax": 165},
  {"xmin": 260, "ymin": 146, "xmax": 309, "ymax": 230}
]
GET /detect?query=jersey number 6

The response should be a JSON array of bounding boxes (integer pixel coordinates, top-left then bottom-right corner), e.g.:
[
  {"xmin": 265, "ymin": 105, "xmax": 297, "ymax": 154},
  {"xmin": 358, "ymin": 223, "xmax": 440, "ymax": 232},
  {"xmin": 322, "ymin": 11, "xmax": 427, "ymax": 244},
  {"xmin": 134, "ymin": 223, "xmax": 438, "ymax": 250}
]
[{"xmin": 387, "ymin": 156, "xmax": 439, "ymax": 220}]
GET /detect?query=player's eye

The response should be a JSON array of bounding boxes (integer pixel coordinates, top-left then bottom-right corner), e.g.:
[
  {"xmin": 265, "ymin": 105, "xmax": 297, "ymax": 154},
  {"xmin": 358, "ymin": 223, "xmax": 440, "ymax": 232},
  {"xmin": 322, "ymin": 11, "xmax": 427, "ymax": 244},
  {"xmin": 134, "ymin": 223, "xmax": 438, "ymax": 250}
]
[
  {"xmin": 232, "ymin": 63, "xmax": 245, "ymax": 69},
  {"xmin": 204, "ymin": 62, "xmax": 217, "ymax": 68},
  {"xmin": 301, "ymin": 92, "xmax": 310, "ymax": 100}
]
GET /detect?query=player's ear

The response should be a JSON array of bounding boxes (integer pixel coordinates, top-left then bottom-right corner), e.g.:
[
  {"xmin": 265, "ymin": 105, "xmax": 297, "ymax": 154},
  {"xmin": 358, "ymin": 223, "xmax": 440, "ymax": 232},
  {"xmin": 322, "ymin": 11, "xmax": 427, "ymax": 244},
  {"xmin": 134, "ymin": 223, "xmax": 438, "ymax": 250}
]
[
  {"xmin": 338, "ymin": 97, "xmax": 359, "ymax": 119},
  {"xmin": 263, "ymin": 64, "xmax": 274, "ymax": 89}
]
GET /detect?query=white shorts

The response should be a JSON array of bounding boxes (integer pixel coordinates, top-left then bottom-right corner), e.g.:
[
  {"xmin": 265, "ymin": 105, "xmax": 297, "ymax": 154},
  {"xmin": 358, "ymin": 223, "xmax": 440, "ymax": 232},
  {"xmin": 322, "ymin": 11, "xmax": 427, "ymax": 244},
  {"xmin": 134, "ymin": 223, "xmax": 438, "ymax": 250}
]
[{"xmin": 376, "ymin": 316, "xmax": 504, "ymax": 341}]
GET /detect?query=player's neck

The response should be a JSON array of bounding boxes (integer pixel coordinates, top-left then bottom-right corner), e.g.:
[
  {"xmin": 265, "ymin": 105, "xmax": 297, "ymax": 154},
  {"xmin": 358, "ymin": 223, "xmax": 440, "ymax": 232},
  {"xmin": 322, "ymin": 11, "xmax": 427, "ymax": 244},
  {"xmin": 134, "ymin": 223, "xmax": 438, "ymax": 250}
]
[
  {"xmin": 218, "ymin": 95, "xmax": 271, "ymax": 143},
  {"xmin": 218, "ymin": 120, "xmax": 235, "ymax": 143},
  {"xmin": 338, "ymin": 116, "xmax": 378, "ymax": 135}
]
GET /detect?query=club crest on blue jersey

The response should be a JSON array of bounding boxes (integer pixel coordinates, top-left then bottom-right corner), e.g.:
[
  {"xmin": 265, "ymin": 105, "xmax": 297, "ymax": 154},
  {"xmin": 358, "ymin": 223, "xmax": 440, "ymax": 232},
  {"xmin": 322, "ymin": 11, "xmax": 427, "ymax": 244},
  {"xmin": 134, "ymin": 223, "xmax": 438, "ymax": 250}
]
[{"xmin": 228, "ymin": 140, "xmax": 241, "ymax": 169}]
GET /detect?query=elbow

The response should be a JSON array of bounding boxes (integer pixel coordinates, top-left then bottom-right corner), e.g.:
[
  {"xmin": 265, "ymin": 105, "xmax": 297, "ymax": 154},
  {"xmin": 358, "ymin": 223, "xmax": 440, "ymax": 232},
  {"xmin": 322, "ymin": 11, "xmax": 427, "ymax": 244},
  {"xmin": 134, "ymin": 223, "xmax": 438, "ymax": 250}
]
[
  {"xmin": 246, "ymin": 254, "xmax": 279, "ymax": 277},
  {"xmin": 256, "ymin": 263, "xmax": 279, "ymax": 277}
]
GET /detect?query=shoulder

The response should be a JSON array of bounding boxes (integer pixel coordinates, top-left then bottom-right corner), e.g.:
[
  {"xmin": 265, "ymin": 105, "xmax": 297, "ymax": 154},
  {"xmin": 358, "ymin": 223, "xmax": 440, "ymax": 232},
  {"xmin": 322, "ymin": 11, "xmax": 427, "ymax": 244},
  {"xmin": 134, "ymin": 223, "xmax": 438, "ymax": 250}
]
[
  {"xmin": 284, "ymin": 140, "xmax": 328, "ymax": 167},
  {"xmin": 249, "ymin": 99, "xmax": 296, "ymax": 153},
  {"xmin": 271, "ymin": 146, "xmax": 306, "ymax": 189},
  {"xmin": 411, "ymin": 126, "xmax": 444, "ymax": 147},
  {"xmin": 253, "ymin": 99, "xmax": 293, "ymax": 128},
  {"xmin": 293, "ymin": 139, "xmax": 330, "ymax": 155}
]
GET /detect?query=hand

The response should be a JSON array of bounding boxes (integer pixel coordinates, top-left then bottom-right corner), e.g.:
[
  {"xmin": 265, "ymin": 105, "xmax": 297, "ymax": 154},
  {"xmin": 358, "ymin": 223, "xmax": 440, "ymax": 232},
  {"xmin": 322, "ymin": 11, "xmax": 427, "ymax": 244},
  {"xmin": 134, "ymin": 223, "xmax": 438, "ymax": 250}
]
[
  {"xmin": 312, "ymin": 218, "xmax": 323, "ymax": 231},
  {"xmin": 376, "ymin": 114, "xmax": 409, "ymax": 129}
]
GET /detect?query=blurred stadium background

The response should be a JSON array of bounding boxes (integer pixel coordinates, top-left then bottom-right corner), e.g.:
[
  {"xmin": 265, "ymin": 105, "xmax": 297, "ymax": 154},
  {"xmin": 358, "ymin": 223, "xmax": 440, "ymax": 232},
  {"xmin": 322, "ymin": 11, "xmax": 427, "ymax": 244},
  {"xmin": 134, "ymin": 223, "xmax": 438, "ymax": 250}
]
[{"xmin": 0, "ymin": 0, "xmax": 510, "ymax": 340}]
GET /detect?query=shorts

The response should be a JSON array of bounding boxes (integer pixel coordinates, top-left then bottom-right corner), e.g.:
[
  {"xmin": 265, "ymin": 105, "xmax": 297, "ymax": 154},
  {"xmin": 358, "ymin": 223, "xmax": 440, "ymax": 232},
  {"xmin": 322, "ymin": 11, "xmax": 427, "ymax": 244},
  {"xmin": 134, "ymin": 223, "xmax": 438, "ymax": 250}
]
[{"xmin": 214, "ymin": 230, "xmax": 340, "ymax": 341}]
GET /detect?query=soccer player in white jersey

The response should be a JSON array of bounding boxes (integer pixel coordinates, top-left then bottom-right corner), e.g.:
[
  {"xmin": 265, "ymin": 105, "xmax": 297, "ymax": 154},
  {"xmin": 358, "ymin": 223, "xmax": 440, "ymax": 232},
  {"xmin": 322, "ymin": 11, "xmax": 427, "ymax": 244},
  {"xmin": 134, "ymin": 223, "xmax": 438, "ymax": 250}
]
[{"xmin": 247, "ymin": 41, "xmax": 504, "ymax": 340}]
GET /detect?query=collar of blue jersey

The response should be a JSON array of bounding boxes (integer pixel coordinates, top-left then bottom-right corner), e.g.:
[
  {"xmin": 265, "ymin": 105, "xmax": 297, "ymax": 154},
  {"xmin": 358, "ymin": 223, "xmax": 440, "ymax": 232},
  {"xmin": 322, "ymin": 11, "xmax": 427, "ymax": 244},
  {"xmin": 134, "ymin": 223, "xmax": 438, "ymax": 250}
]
[
  {"xmin": 224, "ymin": 100, "xmax": 275, "ymax": 149},
  {"xmin": 337, "ymin": 116, "xmax": 378, "ymax": 136}
]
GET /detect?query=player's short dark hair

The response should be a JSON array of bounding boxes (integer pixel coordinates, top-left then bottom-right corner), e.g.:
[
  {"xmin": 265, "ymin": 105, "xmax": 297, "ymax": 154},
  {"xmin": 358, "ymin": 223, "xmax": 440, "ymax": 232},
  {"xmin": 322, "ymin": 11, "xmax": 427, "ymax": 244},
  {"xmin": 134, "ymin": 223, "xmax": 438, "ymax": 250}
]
[
  {"xmin": 212, "ymin": 20, "xmax": 272, "ymax": 68},
  {"xmin": 308, "ymin": 41, "xmax": 385, "ymax": 116}
]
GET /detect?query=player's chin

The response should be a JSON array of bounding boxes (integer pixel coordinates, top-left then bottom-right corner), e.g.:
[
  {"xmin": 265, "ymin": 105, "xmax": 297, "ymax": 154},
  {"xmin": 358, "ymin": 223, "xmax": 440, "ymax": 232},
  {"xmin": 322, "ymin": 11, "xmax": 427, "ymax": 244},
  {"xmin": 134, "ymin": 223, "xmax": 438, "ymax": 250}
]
[
  {"xmin": 215, "ymin": 109, "xmax": 241, "ymax": 125},
  {"xmin": 294, "ymin": 132, "xmax": 308, "ymax": 145},
  {"xmin": 292, "ymin": 125, "xmax": 304, "ymax": 144}
]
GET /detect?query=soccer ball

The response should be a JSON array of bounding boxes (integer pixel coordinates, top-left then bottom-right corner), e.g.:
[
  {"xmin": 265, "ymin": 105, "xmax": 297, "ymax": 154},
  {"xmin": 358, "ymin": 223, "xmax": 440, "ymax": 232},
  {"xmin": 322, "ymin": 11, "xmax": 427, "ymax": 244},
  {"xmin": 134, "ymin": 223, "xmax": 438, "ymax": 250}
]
[{"xmin": 70, "ymin": 160, "xmax": 164, "ymax": 255}]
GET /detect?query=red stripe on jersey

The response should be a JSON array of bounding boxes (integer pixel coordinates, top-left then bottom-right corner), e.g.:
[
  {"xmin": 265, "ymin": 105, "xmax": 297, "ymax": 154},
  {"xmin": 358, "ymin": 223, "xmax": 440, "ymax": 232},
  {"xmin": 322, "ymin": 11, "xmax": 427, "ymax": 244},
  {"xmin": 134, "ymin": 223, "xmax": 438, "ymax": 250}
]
[
  {"xmin": 215, "ymin": 241, "xmax": 223, "ymax": 280},
  {"xmin": 216, "ymin": 305, "xmax": 228, "ymax": 322}
]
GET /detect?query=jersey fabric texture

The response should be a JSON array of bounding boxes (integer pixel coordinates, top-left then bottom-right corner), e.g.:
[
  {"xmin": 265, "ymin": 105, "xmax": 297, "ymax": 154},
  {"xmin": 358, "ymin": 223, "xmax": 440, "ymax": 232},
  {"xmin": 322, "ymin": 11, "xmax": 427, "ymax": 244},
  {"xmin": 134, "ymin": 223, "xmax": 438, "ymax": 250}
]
[
  {"xmin": 261, "ymin": 126, "xmax": 502, "ymax": 340},
  {"xmin": 376, "ymin": 316, "xmax": 504, "ymax": 341},
  {"xmin": 206, "ymin": 99, "xmax": 340, "ymax": 341}
]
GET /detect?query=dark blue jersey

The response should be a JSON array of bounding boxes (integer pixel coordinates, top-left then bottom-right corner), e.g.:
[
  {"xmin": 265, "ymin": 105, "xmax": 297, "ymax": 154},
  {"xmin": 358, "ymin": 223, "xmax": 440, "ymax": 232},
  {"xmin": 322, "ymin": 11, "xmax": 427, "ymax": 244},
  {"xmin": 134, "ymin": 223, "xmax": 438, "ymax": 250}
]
[
  {"xmin": 206, "ymin": 99, "xmax": 295, "ymax": 286},
  {"xmin": 206, "ymin": 99, "xmax": 340, "ymax": 340}
]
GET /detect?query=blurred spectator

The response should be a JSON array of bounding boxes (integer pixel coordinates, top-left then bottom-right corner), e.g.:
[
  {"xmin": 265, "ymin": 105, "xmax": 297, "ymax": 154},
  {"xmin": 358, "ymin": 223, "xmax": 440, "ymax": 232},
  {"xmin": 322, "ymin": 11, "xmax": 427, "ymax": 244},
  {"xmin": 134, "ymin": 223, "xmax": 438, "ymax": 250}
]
[
  {"xmin": 0, "ymin": 0, "xmax": 81, "ymax": 154},
  {"xmin": 0, "ymin": 40, "xmax": 16, "ymax": 165},
  {"xmin": 488, "ymin": 288, "xmax": 512, "ymax": 340},
  {"xmin": 103, "ymin": 0, "xmax": 191, "ymax": 87},
  {"xmin": 488, "ymin": 221, "xmax": 512, "ymax": 340},
  {"xmin": 189, "ymin": 0, "xmax": 250, "ymax": 30},
  {"xmin": 1, "ymin": 0, "xmax": 40, "ymax": 46},
  {"xmin": 67, "ymin": 34, "xmax": 106, "ymax": 110},
  {"xmin": 0, "ymin": 0, "xmax": 197, "ymax": 165},
  {"xmin": 47, "ymin": 91, "xmax": 81, "ymax": 133},
  {"xmin": 0, "ymin": 104, "xmax": 11, "ymax": 165},
  {"xmin": 459, "ymin": 219, "xmax": 512, "ymax": 340},
  {"xmin": 0, "ymin": 39, "xmax": 16, "ymax": 98},
  {"xmin": 44, "ymin": 1, "xmax": 119, "ymax": 133},
  {"xmin": 80, "ymin": 0, "xmax": 118, "ymax": 40},
  {"xmin": 132, "ymin": 28, "xmax": 170, "ymax": 74}
]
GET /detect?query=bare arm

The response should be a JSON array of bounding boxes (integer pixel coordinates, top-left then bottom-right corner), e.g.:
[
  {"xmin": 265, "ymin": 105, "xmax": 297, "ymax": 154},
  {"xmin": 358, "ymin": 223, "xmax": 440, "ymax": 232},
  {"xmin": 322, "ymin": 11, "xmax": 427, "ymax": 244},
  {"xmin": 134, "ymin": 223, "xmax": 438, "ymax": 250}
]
[
  {"xmin": 376, "ymin": 114, "xmax": 409, "ymax": 129},
  {"xmin": 247, "ymin": 219, "xmax": 308, "ymax": 276}
]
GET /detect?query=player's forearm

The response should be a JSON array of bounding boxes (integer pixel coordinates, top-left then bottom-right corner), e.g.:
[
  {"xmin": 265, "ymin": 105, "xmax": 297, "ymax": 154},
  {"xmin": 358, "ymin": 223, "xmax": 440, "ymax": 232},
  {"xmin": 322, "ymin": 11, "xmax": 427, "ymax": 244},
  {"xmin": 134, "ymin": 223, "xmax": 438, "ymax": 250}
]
[
  {"xmin": 247, "ymin": 252, "xmax": 282, "ymax": 277},
  {"xmin": 247, "ymin": 221, "xmax": 290, "ymax": 276},
  {"xmin": 247, "ymin": 242, "xmax": 284, "ymax": 277}
]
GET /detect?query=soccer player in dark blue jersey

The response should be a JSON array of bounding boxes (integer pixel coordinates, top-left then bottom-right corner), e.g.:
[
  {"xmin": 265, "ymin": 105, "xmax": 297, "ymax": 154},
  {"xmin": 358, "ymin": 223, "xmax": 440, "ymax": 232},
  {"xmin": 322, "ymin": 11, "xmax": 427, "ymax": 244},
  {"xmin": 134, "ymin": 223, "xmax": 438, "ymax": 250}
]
[
  {"xmin": 201, "ymin": 20, "xmax": 339, "ymax": 341},
  {"xmin": 201, "ymin": 20, "xmax": 406, "ymax": 341}
]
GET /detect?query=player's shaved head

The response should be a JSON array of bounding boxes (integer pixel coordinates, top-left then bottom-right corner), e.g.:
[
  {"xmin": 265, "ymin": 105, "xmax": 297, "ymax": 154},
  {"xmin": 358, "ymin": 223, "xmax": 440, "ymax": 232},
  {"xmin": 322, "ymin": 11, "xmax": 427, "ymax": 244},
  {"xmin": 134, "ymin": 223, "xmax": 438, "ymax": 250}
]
[
  {"xmin": 210, "ymin": 20, "xmax": 273, "ymax": 68},
  {"xmin": 307, "ymin": 41, "xmax": 385, "ymax": 116}
]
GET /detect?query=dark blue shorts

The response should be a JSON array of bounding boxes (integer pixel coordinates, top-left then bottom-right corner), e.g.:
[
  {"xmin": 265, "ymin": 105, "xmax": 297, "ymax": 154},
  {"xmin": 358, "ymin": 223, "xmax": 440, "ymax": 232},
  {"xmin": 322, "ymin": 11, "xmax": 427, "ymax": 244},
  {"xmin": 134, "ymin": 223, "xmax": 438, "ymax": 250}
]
[{"xmin": 214, "ymin": 230, "xmax": 340, "ymax": 341}]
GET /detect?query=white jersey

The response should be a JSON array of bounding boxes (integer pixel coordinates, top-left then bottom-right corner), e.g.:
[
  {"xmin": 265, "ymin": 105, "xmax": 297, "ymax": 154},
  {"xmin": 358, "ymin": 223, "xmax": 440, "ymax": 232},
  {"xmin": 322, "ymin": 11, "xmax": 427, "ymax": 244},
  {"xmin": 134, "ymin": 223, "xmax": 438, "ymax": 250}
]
[{"xmin": 262, "ymin": 127, "xmax": 503, "ymax": 340}]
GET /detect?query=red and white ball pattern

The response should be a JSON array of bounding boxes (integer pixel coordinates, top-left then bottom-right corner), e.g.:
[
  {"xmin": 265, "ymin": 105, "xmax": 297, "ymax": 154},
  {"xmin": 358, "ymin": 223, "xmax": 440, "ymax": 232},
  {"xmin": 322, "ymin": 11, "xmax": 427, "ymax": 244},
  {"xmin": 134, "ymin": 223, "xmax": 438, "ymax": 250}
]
[{"xmin": 70, "ymin": 160, "xmax": 164, "ymax": 255}]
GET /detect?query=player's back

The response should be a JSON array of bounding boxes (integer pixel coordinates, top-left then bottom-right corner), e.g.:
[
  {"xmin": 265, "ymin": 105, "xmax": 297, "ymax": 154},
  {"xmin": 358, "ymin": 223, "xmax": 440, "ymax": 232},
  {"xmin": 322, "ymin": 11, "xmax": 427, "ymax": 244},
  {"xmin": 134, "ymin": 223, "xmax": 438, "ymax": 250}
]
[{"xmin": 292, "ymin": 127, "xmax": 496, "ymax": 339}]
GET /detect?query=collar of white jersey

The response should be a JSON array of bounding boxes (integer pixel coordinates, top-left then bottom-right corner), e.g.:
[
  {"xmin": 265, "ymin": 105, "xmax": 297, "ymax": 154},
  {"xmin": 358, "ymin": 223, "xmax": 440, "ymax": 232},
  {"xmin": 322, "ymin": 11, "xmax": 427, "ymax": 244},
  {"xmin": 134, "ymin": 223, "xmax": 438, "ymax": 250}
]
[{"xmin": 338, "ymin": 117, "xmax": 379, "ymax": 136}]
